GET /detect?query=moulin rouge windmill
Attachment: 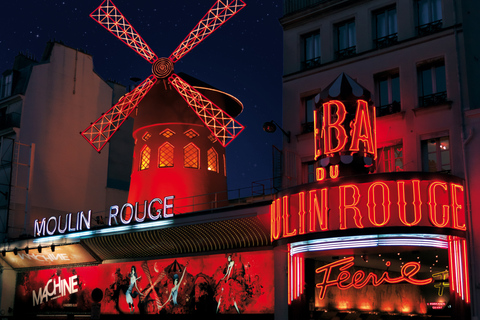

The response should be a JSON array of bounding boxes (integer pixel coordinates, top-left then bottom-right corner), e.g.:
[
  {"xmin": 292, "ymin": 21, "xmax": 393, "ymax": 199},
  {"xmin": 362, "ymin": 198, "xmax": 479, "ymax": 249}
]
[{"xmin": 82, "ymin": 0, "xmax": 246, "ymax": 211}]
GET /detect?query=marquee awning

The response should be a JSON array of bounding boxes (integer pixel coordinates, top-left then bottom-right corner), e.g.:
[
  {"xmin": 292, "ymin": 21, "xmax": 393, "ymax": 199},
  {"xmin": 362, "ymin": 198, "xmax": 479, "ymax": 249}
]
[{"xmin": 82, "ymin": 215, "xmax": 271, "ymax": 261}]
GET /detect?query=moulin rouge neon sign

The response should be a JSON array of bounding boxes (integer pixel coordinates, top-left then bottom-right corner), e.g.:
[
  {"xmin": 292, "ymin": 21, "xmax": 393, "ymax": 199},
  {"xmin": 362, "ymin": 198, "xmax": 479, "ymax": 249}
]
[
  {"xmin": 315, "ymin": 257, "xmax": 432, "ymax": 299},
  {"xmin": 271, "ymin": 177, "xmax": 465, "ymax": 241},
  {"xmin": 34, "ymin": 196, "xmax": 175, "ymax": 237}
]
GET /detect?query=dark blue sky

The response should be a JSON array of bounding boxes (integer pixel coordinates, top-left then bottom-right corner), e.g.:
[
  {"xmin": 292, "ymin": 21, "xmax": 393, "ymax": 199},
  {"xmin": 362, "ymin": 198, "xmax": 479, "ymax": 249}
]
[{"xmin": 0, "ymin": 0, "xmax": 284, "ymax": 193}]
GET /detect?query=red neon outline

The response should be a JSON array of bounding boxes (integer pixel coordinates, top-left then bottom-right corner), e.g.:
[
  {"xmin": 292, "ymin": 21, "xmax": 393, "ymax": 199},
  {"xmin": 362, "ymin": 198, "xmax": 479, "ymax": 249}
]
[
  {"xmin": 339, "ymin": 185, "xmax": 363, "ymax": 230},
  {"xmin": 271, "ymin": 200, "xmax": 282, "ymax": 241},
  {"xmin": 81, "ymin": 76, "xmax": 157, "ymax": 152},
  {"xmin": 298, "ymin": 192, "xmax": 306, "ymax": 235},
  {"xmin": 288, "ymin": 245, "xmax": 292, "ymax": 305},
  {"xmin": 397, "ymin": 180, "xmax": 422, "ymax": 226},
  {"xmin": 428, "ymin": 181, "xmax": 449, "ymax": 228},
  {"xmin": 330, "ymin": 165, "xmax": 340, "ymax": 179},
  {"xmin": 367, "ymin": 182, "xmax": 391, "ymax": 227},
  {"xmin": 308, "ymin": 188, "xmax": 328, "ymax": 232},
  {"xmin": 169, "ymin": 0, "xmax": 246, "ymax": 63},
  {"xmin": 315, "ymin": 257, "xmax": 432, "ymax": 300},
  {"xmin": 314, "ymin": 107, "xmax": 321, "ymax": 160},
  {"xmin": 451, "ymin": 183, "xmax": 466, "ymax": 230},
  {"xmin": 282, "ymin": 196, "xmax": 297, "ymax": 237},
  {"xmin": 169, "ymin": 74, "xmax": 244, "ymax": 147},
  {"xmin": 349, "ymin": 100, "xmax": 375, "ymax": 156},
  {"xmin": 322, "ymin": 100, "xmax": 348, "ymax": 155},
  {"xmin": 448, "ymin": 236, "xmax": 456, "ymax": 293},
  {"xmin": 316, "ymin": 167, "xmax": 326, "ymax": 181},
  {"xmin": 462, "ymin": 239, "xmax": 470, "ymax": 303},
  {"xmin": 84, "ymin": 1, "xmax": 246, "ymax": 151},
  {"xmin": 90, "ymin": 0, "xmax": 158, "ymax": 63}
]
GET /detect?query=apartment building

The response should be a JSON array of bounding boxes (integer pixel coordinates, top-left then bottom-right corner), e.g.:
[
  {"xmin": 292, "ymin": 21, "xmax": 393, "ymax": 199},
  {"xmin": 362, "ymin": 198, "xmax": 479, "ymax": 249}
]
[{"xmin": 277, "ymin": 0, "xmax": 480, "ymax": 318}]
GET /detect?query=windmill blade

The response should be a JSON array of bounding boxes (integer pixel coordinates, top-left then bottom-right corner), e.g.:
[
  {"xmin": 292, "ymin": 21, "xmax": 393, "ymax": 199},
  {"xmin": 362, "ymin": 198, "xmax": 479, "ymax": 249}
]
[
  {"xmin": 81, "ymin": 75, "xmax": 157, "ymax": 152},
  {"xmin": 90, "ymin": 0, "xmax": 158, "ymax": 63},
  {"xmin": 169, "ymin": 73, "xmax": 244, "ymax": 147},
  {"xmin": 169, "ymin": 0, "xmax": 246, "ymax": 63}
]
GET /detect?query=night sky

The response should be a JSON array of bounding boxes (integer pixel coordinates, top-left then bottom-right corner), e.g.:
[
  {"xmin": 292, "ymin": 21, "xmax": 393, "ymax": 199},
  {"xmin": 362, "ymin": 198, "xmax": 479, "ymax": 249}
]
[{"xmin": 0, "ymin": 0, "xmax": 284, "ymax": 192}]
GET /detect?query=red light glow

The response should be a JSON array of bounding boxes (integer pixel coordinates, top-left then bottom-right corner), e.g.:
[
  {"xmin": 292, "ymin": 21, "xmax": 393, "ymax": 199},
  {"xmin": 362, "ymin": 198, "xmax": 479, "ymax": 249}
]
[
  {"xmin": 315, "ymin": 257, "xmax": 432, "ymax": 300},
  {"xmin": 271, "ymin": 177, "xmax": 467, "ymax": 240},
  {"xmin": 83, "ymin": 0, "xmax": 246, "ymax": 151}
]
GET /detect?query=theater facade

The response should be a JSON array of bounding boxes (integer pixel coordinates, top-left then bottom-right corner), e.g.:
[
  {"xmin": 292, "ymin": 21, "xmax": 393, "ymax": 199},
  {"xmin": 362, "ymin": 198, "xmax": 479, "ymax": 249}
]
[{"xmin": 0, "ymin": 72, "xmax": 471, "ymax": 320}]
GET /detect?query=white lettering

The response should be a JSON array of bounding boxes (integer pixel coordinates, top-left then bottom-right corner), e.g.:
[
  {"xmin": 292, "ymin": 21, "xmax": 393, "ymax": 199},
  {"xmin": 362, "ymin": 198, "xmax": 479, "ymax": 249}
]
[
  {"xmin": 46, "ymin": 217, "xmax": 57, "ymax": 236},
  {"xmin": 120, "ymin": 203, "xmax": 134, "ymax": 224},
  {"xmin": 34, "ymin": 218, "xmax": 46, "ymax": 237},
  {"xmin": 32, "ymin": 275, "xmax": 79, "ymax": 307},
  {"xmin": 109, "ymin": 205, "xmax": 119, "ymax": 226},
  {"xmin": 148, "ymin": 198, "xmax": 163, "ymax": 220},
  {"xmin": 163, "ymin": 196, "xmax": 175, "ymax": 218},
  {"xmin": 80, "ymin": 210, "xmax": 91, "ymax": 230}
]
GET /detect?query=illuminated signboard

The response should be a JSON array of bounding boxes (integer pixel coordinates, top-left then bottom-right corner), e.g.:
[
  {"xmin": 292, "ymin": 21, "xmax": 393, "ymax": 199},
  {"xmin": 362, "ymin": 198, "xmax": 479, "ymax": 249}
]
[
  {"xmin": 271, "ymin": 174, "xmax": 466, "ymax": 241},
  {"xmin": 314, "ymin": 73, "xmax": 376, "ymax": 178},
  {"xmin": 3, "ymin": 244, "xmax": 97, "ymax": 269},
  {"xmin": 34, "ymin": 196, "xmax": 174, "ymax": 238},
  {"xmin": 315, "ymin": 257, "xmax": 432, "ymax": 300},
  {"xmin": 15, "ymin": 250, "xmax": 274, "ymax": 315}
]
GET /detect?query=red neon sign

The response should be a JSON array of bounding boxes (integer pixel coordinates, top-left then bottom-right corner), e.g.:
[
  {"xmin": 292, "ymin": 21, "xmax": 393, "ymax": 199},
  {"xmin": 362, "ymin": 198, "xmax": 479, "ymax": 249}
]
[
  {"xmin": 315, "ymin": 99, "xmax": 376, "ymax": 160},
  {"xmin": 271, "ymin": 176, "xmax": 466, "ymax": 241},
  {"xmin": 315, "ymin": 257, "xmax": 433, "ymax": 300}
]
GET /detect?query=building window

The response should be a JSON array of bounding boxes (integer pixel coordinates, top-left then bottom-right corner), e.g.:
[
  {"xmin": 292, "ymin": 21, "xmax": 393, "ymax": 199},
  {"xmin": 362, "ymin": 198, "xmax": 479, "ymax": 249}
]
[
  {"xmin": 184, "ymin": 143, "xmax": 199, "ymax": 169},
  {"xmin": 373, "ymin": 6, "xmax": 397, "ymax": 48},
  {"xmin": 416, "ymin": 0, "xmax": 442, "ymax": 36},
  {"xmin": 302, "ymin": 95, "xmax": 316, "ymax": 133},
  {"xmin": 0, "ymin": 73, "xmax": 13, "ymax": 99},
  {"xmin": 303, "ymin": 160, "xmax": 320, "ymax": 183},
  {"xmin": 207, "ymin": 147, "xmax": 218, "ymax": 172},
  {"xmin": 184, "ymin": 129, "xmax": 199, "ymax": 139},
  {"xmin": 377, "ymin": 144, "xmax": 403, "ymax": 173},
  {"xmin": 422, "ymin": 136, "xmax": 450, "ymax": 173},
  {"xmin": 140, "ymin": 145, "xmax": 151, "ymax": 171},
  {"xmin": 142, "ymin": 132, "xmax": 152, "ymax": 141},
  {"xmin": 335, "ymin": 20, "xmax": 356, "ymax": 59},
  {"xmin": 301, "ymin": 31, "xmax": 321, "ymax": 70},
  {"xmin": 160, "ymin": 128, "xmax": 175, "ymax": 138},
  {"xmin": 375, "ymin": 72, "xmax": 401, "ymax": 116},
  {"xmin": 158, "ymin": 142, "xmax": 174, "ymax": 168},
  {"xmin": 418, "ymin": 61, "xmax": 447, "ymax": 107}
]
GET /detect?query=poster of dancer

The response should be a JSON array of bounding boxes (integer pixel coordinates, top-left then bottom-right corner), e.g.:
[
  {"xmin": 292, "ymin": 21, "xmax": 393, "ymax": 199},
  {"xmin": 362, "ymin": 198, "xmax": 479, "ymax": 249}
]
[{"xmin": 15, "ymin": 250, "xmax": 274, "ymax": 315}]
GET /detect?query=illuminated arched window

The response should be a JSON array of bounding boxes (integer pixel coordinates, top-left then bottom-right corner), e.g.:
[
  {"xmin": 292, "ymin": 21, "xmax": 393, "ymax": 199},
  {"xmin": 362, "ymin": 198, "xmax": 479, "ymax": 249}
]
[
  {"xmin": 207, "ymin": 147, "xmax": 218, "ymax": 172},
  {"xmin": 184, "ymin": 143, "xmax": 199, "ymax": 169},
  {"xmin": 140, "ymin": 145, "xmax": 151, "ymax": 170},
  {"xmin": 159, "ymin": 142, "xmax": 174, "ymax": 168}
]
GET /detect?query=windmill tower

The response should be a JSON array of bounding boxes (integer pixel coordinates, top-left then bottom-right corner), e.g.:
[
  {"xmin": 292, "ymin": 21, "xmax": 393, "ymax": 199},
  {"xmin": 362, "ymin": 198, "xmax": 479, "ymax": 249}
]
[{"xmin": 81, "ymin": 0, "xmax": 246, "ymax": 212}]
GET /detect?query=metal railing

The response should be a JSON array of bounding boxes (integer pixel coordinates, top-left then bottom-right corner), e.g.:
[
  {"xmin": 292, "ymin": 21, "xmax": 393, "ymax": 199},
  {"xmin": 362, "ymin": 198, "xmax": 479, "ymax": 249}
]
[
  {"xmin": 416, "ymin": 20, "xmax": 443, "ymax": 36},
  {"xmin": 419, "ymin": 91, "xmax": 447, "ymax": 108}
]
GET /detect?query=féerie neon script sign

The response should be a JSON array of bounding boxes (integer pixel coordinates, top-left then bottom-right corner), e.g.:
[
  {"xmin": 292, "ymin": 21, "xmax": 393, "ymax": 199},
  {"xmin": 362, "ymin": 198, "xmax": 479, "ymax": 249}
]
[{"xmin": 315, "ymin": 257, "xmax": 432, "ymax": 299}]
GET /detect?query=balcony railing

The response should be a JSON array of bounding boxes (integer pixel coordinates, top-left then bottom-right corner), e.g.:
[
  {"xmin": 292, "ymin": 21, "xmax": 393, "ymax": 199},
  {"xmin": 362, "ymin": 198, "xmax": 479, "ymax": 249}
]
[
  {"xmin": 335, "ymin": 46, "xmax": 356, "ymax": 60},
  {"xmin": 0, "ymin": 113, "xmax": 20, "ymax": 131},
  {"xmin": 301, "ymin": 56, "xmax": 321, "ymax": 70},
  {"xmin": 376, "ymin": 101, "xmax": 401, "ymax": 117},
  {"xmin": 374, "ymin": 33, "xmax": 398, "ymax": 49},
  {"xmin": 416, "ymin": 20, "xmax": 443, "ymax": 36},
  {"xmin": 419, "ymin": 91, "xmax": 447, "ymax": 108}
]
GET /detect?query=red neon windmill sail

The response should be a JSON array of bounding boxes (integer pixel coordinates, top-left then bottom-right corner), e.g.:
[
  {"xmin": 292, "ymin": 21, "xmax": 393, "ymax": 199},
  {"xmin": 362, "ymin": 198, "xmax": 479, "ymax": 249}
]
[{"xmin": 81, "ymin": 0, "xmax": 246, "ymax": 152}]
